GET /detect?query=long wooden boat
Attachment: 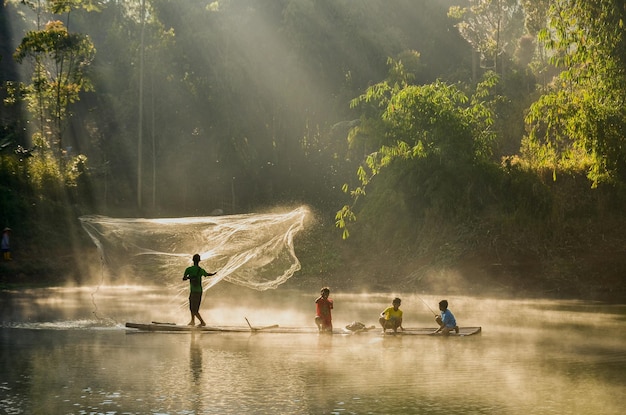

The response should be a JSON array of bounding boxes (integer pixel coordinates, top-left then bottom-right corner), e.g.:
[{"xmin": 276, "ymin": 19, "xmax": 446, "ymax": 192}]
[{"xmin": 124, "ymin": 321, "xmax": 482, "ymax": 336}]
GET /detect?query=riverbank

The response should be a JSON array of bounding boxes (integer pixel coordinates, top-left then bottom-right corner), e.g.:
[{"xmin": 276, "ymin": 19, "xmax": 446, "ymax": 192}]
[{"xmin": 1, "ymin": 215, "xmax": 624, "ymax": 304}]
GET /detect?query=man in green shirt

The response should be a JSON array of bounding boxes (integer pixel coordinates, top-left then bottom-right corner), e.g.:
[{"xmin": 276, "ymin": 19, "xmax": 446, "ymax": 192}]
[{"xmin": 183, "ymin": 254, "xmax": 217, "ymax": 326}]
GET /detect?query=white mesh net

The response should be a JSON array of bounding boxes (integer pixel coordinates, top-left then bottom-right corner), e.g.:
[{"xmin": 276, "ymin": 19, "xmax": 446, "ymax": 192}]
[{"xmin": 79, "ymin": 206, "xmax": 310, "ymax": 292}]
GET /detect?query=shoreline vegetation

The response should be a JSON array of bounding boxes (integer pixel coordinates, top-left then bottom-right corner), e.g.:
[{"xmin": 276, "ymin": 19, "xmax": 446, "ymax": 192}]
[
  {"xmin": 1, "ymin": 207, "xmax": 624, "ymax": 304},
  {"xmin": 1, "ymin": 2, "xmax": 625, "ymax": 304}
]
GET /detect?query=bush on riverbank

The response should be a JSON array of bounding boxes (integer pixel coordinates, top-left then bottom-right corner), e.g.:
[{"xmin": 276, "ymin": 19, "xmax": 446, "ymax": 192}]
[{"xmin": 1, "ymin": 154, "xmax": 625, "ymax": 303}]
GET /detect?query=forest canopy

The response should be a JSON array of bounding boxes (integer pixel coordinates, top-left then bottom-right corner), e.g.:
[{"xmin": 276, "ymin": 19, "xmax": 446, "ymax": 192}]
[{"xmin": 1, "ymin": 0, "xmax": 625, "ymax": 299}]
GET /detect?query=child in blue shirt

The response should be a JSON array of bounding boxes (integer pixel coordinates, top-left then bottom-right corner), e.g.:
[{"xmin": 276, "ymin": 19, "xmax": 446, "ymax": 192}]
[{"xmin": 435, "ymin": 299, "xmax": 459, "ymax": 335}]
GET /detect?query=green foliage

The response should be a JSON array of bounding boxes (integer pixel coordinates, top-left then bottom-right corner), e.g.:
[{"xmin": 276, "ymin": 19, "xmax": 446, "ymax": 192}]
[
  {"xmin": 449, "ymin": 0, "xmax": 524, "ymax": 73},
  {"xmin": 521, "ymin": 0, "xmax": 550, "ymax": 36},
  {"xmin": 0, "ymin": 1, "xmax": 624, "ymax": 296},
  {"xmin": 10, "ymin": 11, "xmax": 95, "ymax": 201},
  {"xmin": 8, "ymin": 0, "xmax": 102, "ymax": 15},
  {"xmin": 26, "ymin": 133, "xmax": 63, "ymax": 192},
  {"xmin": 14, "ymin": 20, "xmax": 96, "ymax": 135},
  {"xmin": 336, "ymin": 64, "xmax": 499, "ymax": 237},
  {"xmin": 0, "ymin": 153, "xmax": 30, "ymax": 228},
  {"xmin": 525, "ymin": 0, "xmax": 626, "ymax": 187}
]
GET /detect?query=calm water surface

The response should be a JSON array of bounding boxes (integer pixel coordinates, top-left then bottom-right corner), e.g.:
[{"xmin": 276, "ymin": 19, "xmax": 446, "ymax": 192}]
[{"xmin": 1, "ymin": 286, "xmax": 625, "ymax": 414}]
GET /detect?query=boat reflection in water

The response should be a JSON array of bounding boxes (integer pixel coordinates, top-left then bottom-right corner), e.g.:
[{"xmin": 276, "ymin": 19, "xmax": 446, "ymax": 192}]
[{"xmin": 1, "ymin": 286, "xmax": 625, "ymax": 414}]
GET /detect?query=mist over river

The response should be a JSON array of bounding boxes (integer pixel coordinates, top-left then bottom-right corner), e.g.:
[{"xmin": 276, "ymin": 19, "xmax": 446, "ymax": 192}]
[{"xmin": 1, "ymin": 286, "xmax": 625, "ymax": 415}]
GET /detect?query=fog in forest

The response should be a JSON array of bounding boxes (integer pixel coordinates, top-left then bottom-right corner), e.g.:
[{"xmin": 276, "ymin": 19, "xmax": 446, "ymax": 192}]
[
  {"xmin": 1, "ymin": 1, "xmax": 466, "ymax": 212},
  {"xmin": 1, "ymin": 1, "xmax": 625, "ymax": 301},
  {"xmin": 2, "ymin": 4, "xmax": 626, "ymax": 414}
]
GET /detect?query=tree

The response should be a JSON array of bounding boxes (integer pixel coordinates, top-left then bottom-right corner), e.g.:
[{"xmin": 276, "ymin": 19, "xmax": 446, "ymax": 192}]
[
  {"xmin": 448, "ymin": 0, "xmax": 523, "ymax": 79},
  {"xmin": 523, "ymin": 0, "xmax": 626, "ymax": 187},
  {"xmin": 335, "ymin": 58, "xmax": 498, "ymax": 239},
  {"xmin": 14, "ymin": 20, "xmax": 95, "ymax": 153},
  {"xmin": 12, "ymin": 7, "xmax": 95, "ymax": 195}
]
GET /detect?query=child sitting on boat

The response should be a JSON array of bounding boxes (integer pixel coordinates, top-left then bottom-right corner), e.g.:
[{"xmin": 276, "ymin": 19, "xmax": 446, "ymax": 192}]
[
  {"xmin": 315, "ymin": 287, "xmax": 333, "ymax": 333},
  {"xmin": 379, "ymin": 297, "xmax": 403, "ymax": 334},
  {"xmin": 434, "ymin": 299, "xmax": 459, "ymax": 335}
]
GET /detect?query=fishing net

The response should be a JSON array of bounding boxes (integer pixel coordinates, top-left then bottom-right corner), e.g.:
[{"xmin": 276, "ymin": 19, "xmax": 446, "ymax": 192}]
[{"xmin": 79, "ymin": 206, "xmax": 310, "ymax": 292}]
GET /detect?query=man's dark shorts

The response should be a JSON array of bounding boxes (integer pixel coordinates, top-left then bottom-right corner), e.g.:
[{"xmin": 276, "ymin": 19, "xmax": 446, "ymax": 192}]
[{"xmin": 189, "ymin": 292, "xmax": 202, "ymax": 313}]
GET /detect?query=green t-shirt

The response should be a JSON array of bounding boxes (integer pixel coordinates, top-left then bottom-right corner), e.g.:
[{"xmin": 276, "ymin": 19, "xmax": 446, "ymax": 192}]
[{"xmin": 184, "ymin": 265, "xmax": 210, "ymax": 293}]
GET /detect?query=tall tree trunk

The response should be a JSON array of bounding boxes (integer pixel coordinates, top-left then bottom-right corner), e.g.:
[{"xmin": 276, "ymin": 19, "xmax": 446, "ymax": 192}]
[
  {"xmin": 137, "ymin": 0, "xmax": 145, "ymax": 209},
  {"xmin": 151, "ymin": 68, "xmax": 156, "ymax": 210}
]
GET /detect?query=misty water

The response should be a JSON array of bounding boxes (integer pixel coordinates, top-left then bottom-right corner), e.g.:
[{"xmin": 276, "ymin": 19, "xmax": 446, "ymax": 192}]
[{"xmin": 1, "ymin": 286, "xmax": 625, "ymax": 415}]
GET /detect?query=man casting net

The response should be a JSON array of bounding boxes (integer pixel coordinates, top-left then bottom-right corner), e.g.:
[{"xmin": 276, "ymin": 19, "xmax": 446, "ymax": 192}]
[{"xmin": 79, "ymin": 206, "xmax": 310, "ymax": 292}]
